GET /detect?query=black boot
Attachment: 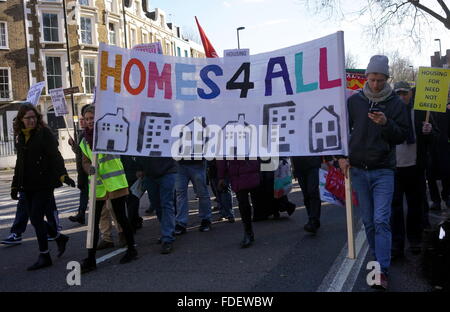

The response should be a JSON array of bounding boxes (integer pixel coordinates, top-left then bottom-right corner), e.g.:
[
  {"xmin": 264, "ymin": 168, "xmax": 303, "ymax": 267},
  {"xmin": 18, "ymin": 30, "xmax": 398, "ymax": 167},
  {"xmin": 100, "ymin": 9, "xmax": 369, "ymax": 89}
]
[
  {"xmin": 240, "ymin": 230, "xmax": 255, "ymax": 248},
  {"xmin": 68, "ymin": 214, "xmax": 85, "ymax": 225},
  {"xmin": 120, "ymin": 247, "xmax": 138, "ymax": 264},
  {"xmin": 55, "ymin": 234, "xmax": 69, "ymax": 258},
  {"xmin": 81, "ymin": 249, "xmax": 97, "ymax": 274},
  {"xmin": 27, "ymin": 252, "xmax": 52, "ymax": 271}
]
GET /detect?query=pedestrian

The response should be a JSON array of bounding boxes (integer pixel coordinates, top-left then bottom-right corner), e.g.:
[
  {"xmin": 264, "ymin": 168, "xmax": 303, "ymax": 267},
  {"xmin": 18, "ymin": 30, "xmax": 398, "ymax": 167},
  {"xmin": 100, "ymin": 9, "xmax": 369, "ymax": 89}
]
[
  {"xmin": 291, "ymin": 156, "xmax": 322, "ymax": 233},
  {"xmin": 121, "ymin": 155, "xmax": 144, "ymax": 232},
  {"xmin": 338, "ymin": 55, "xmax": 409, "ymax": 290},
  {"xmin": 207, "ymin": 160, "xmax": 235, "ymax": 222},
  {"xmin": 136, "ymin": 156, "xmax": 178, "ymax": 254},
  {"xmin": 390, "ymin": 81, "xmax": 436, "ymax": 259},
  {"xmin": 174, "ymin": 159, "xmax": 213, "ymax": 235},
  {"xmin": 1, "ymin": 191, "xmax": 62, "ymax": 245},
  {"xmin": 217, "ymin": 159, "xmax": 261, "ymax": 248},
  {"xmin": 68, "ymin": 104, "xmax": 90, "ymax": 225},
  {"xmin": 10, "ymin": 103, "xmax": 75, "ymax": 270},
  {"xmin": 78, "ymin": 105, "xmax": 137, "ymax": 273}
]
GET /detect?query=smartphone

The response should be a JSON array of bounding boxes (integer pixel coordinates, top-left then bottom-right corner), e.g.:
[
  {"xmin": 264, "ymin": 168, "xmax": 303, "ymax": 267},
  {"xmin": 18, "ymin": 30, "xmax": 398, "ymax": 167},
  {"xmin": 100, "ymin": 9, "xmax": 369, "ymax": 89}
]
[{"xmin": 369, "ymin": 107, "xmax": 381, "ymax": 113}]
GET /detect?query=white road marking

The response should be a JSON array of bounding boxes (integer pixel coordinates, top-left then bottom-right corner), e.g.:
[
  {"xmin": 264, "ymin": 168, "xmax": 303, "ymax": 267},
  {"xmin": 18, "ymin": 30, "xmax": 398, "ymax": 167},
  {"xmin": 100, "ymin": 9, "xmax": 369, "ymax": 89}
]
[{"xmin": 316, "ymin": 222, "xmax": 368, "ymax": 292}]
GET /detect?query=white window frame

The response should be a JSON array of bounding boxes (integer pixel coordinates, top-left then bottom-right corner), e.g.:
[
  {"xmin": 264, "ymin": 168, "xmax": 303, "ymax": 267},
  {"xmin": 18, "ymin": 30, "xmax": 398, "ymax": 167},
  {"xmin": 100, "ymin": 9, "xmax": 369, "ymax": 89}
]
[
  {"xmin": 39, "ymin": 9, "xmax": 64, "ymax": 44},
  {"xmin": 81, "ymin": 54, "xmax": 97, "ymax": 94},
  {"xmin": 141, "ymin": 30, "xmax": 148, "ymax": 44},
  {"xmin": 104, "ymin": 0, "xmax": 117, "ymax": 13},
  {"xmin": 0, "ymin": 22, "xmax": 9, "ymax": 49},
  {"xmin": 129, "ymin": 25, "xmax": 137, "ymax": 48},
  {"xmin": 42, "ymin": 51, "xmax": 68, "ymax": 94},
  {"xmin": 108, "ymin": 21, "xmax": 118, "ymax": 46},
  {"xmin": 78, "ymin": 12, "xmax": 98, "ymax": 46},
  {"xmin": 78, "ymin": 0, "xmax": 91, "ymax": 6},
  {"xmin": 0, "ymin": 67, "xmax": 12, "ymax": 101}
]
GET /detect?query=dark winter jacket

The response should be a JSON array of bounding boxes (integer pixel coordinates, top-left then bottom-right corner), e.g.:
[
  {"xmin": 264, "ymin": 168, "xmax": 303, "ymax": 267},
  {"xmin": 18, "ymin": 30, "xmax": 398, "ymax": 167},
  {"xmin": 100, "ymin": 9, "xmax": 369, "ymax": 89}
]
[
  {"xmin": 136, "ymin": 156, "xmax": 178, "ymax": 179},
  {"xmin": 120, "ymin": 155, "xmax": 140, "ymax": 185},
  {"xmin": 346, "ymin": 90, "xmax": 409, "ymax": 170},
  {"xmin": 216, "ymin": 159, "xmax": 260, "ymax": 193},
  {"xmin": 12, "ymin": 127, "xmax": 67, "ymax": 192},
  {"xmin": 411, "ymin": 109, "xmax": 439, "ymax": 170},
  {"xmin": 72, "ymin": 131, "xmax": 88, "ymax": 189}
]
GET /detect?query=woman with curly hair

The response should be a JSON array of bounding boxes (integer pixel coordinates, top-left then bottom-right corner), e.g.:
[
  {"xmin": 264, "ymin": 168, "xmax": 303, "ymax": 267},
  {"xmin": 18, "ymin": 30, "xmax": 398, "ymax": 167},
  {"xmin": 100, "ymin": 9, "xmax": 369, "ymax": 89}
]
[{"xmin": 11, "ymin": 103, "xmax": 76, "ymax": 270}]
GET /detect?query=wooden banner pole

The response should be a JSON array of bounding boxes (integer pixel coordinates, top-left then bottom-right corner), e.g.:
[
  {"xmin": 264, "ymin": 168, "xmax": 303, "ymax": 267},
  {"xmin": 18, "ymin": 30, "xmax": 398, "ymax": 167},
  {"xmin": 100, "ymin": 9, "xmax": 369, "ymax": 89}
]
[
  {"xmin": 344, "ymin": 168, "xmax": 356, "ymax": 259},
  {"xmin": 86, "ymin": 153, "xmax": 98, "ymax": 249},
  {"xmin": 425, "ymin": 111, "xmax": 430, "ymax": 124}
]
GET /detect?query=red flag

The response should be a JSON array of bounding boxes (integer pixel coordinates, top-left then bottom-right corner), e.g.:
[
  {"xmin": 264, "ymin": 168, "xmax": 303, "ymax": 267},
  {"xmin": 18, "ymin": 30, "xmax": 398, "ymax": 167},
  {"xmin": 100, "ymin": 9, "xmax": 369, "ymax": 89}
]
[{"xmin": 195, "ymin": 16, "xmax": 218, "ymax": 58}]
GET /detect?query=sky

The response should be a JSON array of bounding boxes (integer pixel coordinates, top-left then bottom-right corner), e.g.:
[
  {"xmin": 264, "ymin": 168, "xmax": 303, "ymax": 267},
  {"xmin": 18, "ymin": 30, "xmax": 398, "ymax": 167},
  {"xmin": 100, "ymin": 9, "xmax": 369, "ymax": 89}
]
[{"xmin": 149, "ymin": 0, "xmax": 449, "ymax": 69}]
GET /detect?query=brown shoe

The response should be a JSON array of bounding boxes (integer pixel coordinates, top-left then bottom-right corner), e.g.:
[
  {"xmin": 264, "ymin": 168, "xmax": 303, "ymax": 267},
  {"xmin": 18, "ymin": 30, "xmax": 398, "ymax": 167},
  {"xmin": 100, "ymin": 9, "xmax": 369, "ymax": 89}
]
[{"xmin": 97, "ymin": 239, "xmax": 114, "ymax": 250}]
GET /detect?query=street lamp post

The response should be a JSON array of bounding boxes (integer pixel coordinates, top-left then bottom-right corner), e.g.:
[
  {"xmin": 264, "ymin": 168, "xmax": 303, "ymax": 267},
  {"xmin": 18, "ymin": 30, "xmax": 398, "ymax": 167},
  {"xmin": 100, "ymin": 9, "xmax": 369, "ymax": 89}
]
[
  {"xmin": 434, "ymin": 38, "xmax": 442, "ymax": 57},
  {"xmin": 409, "ymin": 65, "xmax": 415, "ymax": 81},
  {"xmin": 237, "ymin": 26, "xmax": 245, "ymax": 49}
]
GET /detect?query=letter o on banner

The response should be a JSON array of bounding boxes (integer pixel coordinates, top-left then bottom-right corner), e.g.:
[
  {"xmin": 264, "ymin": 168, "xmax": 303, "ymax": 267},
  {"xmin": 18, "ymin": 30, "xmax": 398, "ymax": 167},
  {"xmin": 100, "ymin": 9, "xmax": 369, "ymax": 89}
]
[{"xmin": 124, "ymin": 58, "xmax": 146, "ymax": 95}]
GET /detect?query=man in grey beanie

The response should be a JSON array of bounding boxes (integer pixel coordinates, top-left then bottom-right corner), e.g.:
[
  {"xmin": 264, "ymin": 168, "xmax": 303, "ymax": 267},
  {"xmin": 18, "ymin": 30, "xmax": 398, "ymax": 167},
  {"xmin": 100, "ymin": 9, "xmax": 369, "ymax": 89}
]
[{"xmin": 338, "ymin": 55, "xmax": 409, "ymax": 290}]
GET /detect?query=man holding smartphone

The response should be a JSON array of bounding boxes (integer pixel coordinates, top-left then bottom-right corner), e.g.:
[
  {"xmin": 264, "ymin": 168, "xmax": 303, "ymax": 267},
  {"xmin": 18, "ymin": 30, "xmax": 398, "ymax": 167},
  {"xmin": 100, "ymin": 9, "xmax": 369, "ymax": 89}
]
[{"xmin": 338, "ymin": 55, "xmax": 409, "ymax": 290}]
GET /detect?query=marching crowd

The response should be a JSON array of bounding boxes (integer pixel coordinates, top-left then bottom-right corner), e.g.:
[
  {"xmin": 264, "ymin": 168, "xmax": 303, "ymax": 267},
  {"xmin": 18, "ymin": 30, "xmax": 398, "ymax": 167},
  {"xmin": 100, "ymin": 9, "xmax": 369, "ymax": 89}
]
[{"xmin": 2, "ymin": 55, "xmax": 450, "ymax": 290}]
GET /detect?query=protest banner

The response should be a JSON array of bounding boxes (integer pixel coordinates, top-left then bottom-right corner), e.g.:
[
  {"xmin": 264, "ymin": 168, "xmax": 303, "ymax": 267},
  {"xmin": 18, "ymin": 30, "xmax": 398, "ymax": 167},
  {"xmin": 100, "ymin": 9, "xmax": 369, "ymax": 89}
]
[
  {"xmin": 414, "ymin": 67, "xmax": 450, "ymax": 121},
  {"xmin": 94, "ymin": 32, "xmax": 348, "ymax": 159},
  {"xmin": 49, "ymin": 88, "xmax": 69, "ymax": 116},
  {"xmin": 346, "ymin": 69, "xmax": 366, "ymax": 91},
  {"xmin": 26, "ymin": 81, "xmax": 46, "ymax": 106}
]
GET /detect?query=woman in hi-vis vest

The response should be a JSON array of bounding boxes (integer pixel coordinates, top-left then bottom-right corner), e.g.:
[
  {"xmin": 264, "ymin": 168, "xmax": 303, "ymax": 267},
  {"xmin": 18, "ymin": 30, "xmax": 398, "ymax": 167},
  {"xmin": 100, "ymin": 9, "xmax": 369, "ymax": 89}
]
[{"xmin": 79, "ymin": 105, "xmax": 137, "ymax": 273}]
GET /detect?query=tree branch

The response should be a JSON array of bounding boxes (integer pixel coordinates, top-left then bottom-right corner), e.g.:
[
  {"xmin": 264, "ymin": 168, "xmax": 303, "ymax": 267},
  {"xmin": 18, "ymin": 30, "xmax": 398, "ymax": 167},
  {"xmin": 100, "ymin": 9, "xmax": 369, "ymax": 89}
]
[
  {"xmin": 408, "ymin": 0, "xmax": 448, "ymax": 26},
  {"xmin": 437, "ymin": 0, "xmax": 450, "ymax": 19}
]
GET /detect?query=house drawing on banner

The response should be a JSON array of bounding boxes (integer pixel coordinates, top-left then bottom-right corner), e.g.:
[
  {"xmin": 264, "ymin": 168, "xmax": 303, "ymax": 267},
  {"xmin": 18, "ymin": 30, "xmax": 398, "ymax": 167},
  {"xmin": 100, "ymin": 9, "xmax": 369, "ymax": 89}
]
[
  {"xmin": 262, "ymin": 101, "xmax": 297, "ymax": 153},
  {"xmin": 178, "ymin": 117, "xmax": 207, "ymax": 158},
  {"xmin": 221, "ymin": 114, "xmax": 252, "ymax": 157},
  {"xmin": 95, "ymin": 108, "xmax": 129, "ymax": 152},
  {"xmin": 309, "ymin": 105, "xmax": 341, "ymax": 153},
  {"xmin": 137, "ymin": 112, "xmax": 172, "ymax": 156}
]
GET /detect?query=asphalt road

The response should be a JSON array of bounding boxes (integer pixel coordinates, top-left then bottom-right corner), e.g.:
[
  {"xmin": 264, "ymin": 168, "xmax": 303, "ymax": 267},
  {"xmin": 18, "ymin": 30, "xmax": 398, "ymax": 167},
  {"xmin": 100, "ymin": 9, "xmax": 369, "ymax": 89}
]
[{"xmin": 0, "ymin": 162, "xmax": 446, "ymax": 292}]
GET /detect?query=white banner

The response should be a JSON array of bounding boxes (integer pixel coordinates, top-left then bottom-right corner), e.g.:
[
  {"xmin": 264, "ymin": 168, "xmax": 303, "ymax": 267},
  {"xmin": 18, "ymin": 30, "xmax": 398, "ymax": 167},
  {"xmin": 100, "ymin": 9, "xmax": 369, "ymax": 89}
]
[
  {"xmin": 49, "ymin": 88, "xmax": 69, "ymax": 116},
  {"xmin": 94, "ymin": 32, "xmax": 348, "ymax": 158},
  {"xmin": 26, "ymin": 81, "xmax": 46, "ymax": 107}
]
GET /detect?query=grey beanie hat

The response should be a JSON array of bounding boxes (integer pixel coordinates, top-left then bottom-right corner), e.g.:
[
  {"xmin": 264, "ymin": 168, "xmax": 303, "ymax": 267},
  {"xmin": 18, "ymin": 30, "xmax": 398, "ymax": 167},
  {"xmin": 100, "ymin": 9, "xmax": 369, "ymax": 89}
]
[{"xmin": 366, "ymin": 55, "xmax": 390, "ymax": 77}]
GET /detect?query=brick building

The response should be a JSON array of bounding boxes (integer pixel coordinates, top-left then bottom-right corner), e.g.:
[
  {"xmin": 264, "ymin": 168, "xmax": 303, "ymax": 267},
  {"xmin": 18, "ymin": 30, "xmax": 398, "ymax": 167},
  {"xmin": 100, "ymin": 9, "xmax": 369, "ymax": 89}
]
[{"xmin": 0, "ymin": 0, "xmax": 205, "ymax": 139}]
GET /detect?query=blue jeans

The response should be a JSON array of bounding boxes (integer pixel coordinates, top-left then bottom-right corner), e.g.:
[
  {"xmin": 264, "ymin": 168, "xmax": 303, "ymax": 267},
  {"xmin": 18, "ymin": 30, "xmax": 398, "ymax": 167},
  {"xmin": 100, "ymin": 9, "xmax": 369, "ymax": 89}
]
[
  {"xmin": 144, "ymin": 174, "xmax": 176, "ymax": 243},
  {"xmin": 175, "ymin": 163, "xmax": 212, "ymax": 227},
  {"xmin": 351, "ymin": 167, "xmax": 394, "ymax": 274}
]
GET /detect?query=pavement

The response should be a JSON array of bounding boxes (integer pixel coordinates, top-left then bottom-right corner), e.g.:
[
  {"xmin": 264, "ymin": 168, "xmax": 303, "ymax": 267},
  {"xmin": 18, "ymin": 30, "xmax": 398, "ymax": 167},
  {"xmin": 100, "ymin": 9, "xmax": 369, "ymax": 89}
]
[{"xmin": 0, "ymin": 161, "xmax": 448, "ymax": 293}]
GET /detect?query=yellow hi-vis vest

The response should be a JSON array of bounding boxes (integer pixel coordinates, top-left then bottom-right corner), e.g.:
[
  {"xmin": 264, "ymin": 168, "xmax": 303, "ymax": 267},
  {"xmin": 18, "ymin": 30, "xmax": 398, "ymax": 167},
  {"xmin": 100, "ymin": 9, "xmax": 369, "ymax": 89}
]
[{"xmin": 79, "ymin": 138, "xmax": 128, "ymax": 199}]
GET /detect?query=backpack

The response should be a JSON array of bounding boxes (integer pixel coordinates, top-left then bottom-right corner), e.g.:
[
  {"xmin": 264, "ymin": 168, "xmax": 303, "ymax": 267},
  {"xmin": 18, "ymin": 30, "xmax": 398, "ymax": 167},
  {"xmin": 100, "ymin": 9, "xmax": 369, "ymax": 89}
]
[{"xmin": 421, "ymin": 218, "xmax": 450, "ymax": 291}]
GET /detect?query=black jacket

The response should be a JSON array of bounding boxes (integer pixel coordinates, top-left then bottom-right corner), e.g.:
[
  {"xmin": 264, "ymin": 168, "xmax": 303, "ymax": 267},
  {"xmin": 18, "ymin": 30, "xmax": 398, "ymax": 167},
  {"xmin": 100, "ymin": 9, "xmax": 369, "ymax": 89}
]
[
  {"xmin": 291, "ymin": 156, "xmax": 322, "ymax": 172},
  {"xmin": 120, "ymin": 155, "xmax": 140, "ymax": 185},
  {"xmin": 136, "ymin": 157, "xmax": 178, "ymax": 179},
  {"xmin": 12, "ymin": 127, "xmax": 67, "ymax": 192},
  {"xmin": 412, "ymin": 109, "xmax": 438, "ymax": 170},
  {"xmin": 347, "ymin": 90, "xmax": 409, "ymax": 170}
]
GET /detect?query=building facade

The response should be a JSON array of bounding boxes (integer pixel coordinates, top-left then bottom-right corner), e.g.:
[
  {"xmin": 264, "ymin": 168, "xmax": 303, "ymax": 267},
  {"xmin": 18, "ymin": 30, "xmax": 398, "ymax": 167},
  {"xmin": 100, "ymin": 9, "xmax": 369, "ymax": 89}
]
[{"xmin": 1, "ymin": 0, "xmax": 205, "ymax": 135}]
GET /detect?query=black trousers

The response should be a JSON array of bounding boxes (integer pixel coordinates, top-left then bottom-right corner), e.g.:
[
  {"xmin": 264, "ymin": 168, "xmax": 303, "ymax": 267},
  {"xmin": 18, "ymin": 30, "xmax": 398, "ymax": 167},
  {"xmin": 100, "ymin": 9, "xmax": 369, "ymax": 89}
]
[
  {"xmin": 126, "ymin": 193, "xmax": 141, "ymax": 228},
  {"xmin": 23, "ymin": 189, "xmax": 58, "ymax": 253},
  {"xmin": 253, "ymin": 171, "xmax": 277, "ymax": 219},
  {"xmin": 90, "ymin": 196, "xmax": 135, "ymax": 258},
  {"xmin": 236, "ymin": 188, "xmax": 259, "ymax": 232},
  {"xmin": 294, "ymin": 167, "xmax": 321, "ymax": 224},
  {"xmin": 391, "ymin": 166, "xmax": 425, "ymax": 251}
]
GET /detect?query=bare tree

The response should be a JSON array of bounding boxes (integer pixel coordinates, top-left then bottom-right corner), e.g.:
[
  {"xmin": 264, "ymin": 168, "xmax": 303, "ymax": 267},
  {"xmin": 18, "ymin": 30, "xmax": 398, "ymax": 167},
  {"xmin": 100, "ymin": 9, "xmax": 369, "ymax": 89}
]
[
  {"xmin": 385, "ymin": 50, "xmax": 417, "ymax": 83},
  {"xmin": 182, "ymin": 26, "xmax": 201, "ymax": 44},
  {"xmin": 301, "ymin": 0, "xmax": 450, "ymax": 47},
  {"xmin": 345, "ymin": 52, "xmax": 360, "ymax": 69}
]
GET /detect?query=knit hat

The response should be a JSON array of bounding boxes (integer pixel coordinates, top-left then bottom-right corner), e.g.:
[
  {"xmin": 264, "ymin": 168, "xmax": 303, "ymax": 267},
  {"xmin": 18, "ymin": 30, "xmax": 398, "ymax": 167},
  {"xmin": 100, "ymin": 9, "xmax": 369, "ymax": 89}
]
[
  {"xmin": 394, "ymin": 81, "xmax": 411, "ymax": 92},
  {"xmin": 366, "ymin": 55, "xmax": 390, "ymax": 77}
]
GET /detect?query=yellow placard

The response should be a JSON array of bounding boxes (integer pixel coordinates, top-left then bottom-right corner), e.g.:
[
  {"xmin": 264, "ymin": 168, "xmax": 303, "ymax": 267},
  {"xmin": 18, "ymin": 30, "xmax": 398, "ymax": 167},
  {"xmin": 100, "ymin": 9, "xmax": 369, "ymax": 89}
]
[{"xmin": 414, "ymin": 67, "xmax": 450, "ymax": 113}]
